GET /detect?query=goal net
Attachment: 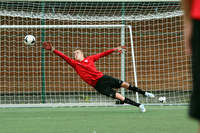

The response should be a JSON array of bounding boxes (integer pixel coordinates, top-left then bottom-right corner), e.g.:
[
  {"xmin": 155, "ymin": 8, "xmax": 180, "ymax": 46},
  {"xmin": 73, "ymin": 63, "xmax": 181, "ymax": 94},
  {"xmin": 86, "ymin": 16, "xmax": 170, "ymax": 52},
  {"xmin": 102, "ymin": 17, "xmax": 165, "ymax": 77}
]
[{"xmin": 0, "ymin": 0, "xmax": 191, "ymax": 107}]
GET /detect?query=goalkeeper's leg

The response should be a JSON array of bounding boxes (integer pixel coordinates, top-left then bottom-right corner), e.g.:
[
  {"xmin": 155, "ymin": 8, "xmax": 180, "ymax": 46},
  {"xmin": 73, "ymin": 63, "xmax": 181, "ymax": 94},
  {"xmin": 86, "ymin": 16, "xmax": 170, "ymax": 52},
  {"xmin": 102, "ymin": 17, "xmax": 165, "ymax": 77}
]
[
  {"xmin": 121, "ymin": 82, "xmax": 155, "ymax": 98},
  {"xmin": 115, "ymin": 93, "xmax": 146, "ymax": 112}
]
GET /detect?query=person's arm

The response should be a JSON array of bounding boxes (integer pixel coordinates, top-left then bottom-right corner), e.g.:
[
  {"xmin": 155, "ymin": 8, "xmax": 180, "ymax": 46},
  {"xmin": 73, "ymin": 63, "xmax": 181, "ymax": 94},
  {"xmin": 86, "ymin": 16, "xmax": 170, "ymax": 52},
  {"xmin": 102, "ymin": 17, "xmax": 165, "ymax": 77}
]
[
  {"xmin": 43, "ymin": 42, "xmax": 76, "ymax": 67},
  {"xmin": 182, "ymin": 0, "xmax": 193, "ymax": 55},
  {"xmin": 53, "ymin": 49, "xmax": 76, "ymax": 67},
  {"xmin": 91, "ymin": 46, "xmax": 126, "ymax": 61}
]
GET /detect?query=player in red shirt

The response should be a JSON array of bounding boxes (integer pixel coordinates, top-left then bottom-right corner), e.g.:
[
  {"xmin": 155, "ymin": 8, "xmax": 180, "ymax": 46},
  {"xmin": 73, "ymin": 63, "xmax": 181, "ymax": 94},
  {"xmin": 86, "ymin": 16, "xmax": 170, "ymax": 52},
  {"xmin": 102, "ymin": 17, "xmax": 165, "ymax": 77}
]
[
  {"xmin": 43, "ymin": 42, "xmax": 155, "ymax": 112},
  {"xmin": 182, "ymin": 0, "xmax": 200, "ymax": 132}
]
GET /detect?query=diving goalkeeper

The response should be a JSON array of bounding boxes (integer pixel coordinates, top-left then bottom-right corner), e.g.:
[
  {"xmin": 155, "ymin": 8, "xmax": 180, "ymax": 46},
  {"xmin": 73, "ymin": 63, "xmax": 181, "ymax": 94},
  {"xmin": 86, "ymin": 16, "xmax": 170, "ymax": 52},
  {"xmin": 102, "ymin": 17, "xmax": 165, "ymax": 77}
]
[{"xmin": 43, "ymin": 42, "xmax": 155, "ymax": 112}]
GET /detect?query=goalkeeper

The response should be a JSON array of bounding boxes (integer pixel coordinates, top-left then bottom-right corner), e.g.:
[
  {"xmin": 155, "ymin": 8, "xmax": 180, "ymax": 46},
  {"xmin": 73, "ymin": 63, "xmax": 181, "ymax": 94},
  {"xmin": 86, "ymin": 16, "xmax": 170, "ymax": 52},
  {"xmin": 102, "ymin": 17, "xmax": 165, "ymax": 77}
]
[{"xmin": 43, "ymin": 42, "xmax": 155, "ymax": 112}]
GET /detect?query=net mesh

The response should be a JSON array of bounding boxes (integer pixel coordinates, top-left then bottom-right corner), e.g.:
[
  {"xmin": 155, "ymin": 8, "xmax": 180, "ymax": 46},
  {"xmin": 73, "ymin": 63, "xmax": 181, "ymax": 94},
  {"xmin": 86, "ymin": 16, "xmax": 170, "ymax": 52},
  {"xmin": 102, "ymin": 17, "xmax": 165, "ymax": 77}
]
[{"xmin": 0, "ymin": 1, "xmax": 191, "ymax": 106}]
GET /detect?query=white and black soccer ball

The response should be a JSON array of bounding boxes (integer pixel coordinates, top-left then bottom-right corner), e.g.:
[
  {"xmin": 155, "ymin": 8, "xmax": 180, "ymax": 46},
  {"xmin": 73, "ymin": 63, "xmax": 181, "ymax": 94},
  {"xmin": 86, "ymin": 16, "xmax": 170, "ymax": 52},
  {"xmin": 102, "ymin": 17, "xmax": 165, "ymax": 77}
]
[
  {"xmin": 158, "ymin": 96, "xmax": 166, "ymax": 103},
  {"xmin": 24, "ymin": 35, "xmax": 36, "ymax": 46}
]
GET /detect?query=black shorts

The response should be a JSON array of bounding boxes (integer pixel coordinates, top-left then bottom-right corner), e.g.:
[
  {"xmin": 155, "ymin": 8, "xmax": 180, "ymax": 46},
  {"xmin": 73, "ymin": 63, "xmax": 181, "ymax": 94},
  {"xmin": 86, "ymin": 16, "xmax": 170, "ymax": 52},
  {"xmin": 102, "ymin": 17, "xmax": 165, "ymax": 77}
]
[
  {"xmin": 190, "ymin": 19, "xmax": 200, "ymax": 120},
  {"xmin": 94, "ymin": 75, "xmax": 123, "ymax": 98}
]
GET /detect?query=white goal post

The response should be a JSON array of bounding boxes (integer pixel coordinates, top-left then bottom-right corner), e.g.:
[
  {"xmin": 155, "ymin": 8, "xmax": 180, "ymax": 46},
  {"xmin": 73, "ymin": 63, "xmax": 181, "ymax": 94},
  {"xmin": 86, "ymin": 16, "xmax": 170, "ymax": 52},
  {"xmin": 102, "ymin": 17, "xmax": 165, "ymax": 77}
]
[
  {"xmin": 0, "ymin": 0, "xmax": 191, "ymax": 107},
  {"xmin": 0, "ymin": 24, "xmax": 140, "ymax": 107}
]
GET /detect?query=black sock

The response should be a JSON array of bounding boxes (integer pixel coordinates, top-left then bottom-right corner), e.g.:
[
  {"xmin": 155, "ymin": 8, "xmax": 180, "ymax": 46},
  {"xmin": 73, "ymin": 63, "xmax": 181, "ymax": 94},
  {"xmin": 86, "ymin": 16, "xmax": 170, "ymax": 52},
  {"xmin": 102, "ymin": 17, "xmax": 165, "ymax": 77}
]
[
  {"xmin": 123, "ymin": 97, "xmax": 140, "ymax": 107},
  {"xmin": 128, "ymin": 85, "xmax": 145, "ymax": 95}
]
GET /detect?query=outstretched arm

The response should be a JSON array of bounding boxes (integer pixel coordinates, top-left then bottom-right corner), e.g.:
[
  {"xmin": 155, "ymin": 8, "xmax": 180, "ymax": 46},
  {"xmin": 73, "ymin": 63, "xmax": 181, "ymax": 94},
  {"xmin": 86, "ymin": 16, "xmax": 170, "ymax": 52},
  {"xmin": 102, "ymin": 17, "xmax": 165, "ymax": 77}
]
[
  {"xmin": 43, "ymin": 42, "xmax": 76, "ymax": 67},
  {"xmin": 92, "ymin": 46, "xmax": 126, "ymax": 61}
]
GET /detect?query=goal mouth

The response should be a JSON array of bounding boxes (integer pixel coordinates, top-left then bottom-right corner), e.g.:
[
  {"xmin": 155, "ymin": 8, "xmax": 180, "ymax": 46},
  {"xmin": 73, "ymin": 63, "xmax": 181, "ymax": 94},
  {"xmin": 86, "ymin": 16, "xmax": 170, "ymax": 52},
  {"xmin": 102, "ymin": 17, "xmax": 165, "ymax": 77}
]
[{"xmin": 0, "ymin": 1, "xmax": 191, "ymax": 107}]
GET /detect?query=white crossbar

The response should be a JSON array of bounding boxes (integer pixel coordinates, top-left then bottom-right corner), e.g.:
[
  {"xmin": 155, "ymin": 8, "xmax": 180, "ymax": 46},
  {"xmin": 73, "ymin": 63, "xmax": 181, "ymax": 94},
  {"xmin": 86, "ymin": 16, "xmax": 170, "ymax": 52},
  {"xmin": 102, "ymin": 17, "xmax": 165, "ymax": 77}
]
[{"xmin": 0, "ymin": 25, "xmax": 126, "ymax": 29}]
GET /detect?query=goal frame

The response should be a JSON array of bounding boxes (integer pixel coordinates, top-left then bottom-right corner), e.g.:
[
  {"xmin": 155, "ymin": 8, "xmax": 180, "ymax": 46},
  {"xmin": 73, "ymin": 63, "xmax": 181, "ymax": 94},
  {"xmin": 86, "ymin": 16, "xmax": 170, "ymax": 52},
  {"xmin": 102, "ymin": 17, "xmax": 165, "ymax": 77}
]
[{"xmin": 0, "ymin": 24, "xmax": 138, "ymax": 107}]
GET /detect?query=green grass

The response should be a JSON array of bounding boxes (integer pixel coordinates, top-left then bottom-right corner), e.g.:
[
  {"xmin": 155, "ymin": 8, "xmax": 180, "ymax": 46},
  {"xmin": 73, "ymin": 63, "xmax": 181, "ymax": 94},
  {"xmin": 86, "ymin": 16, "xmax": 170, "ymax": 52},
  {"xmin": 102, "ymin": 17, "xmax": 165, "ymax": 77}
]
[{"xmin": 0, "ymin": 106, "xmax": 197, "ymax": 133}]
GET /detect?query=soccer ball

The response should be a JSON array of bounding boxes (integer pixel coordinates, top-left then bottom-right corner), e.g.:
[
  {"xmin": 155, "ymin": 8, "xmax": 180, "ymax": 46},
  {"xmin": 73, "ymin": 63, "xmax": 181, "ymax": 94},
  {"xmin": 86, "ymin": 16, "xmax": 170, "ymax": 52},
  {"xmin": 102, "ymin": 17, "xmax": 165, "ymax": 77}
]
[
  {"xmin": 158, "ymin": 96, "xmax": 166, "ymax": 103},
  {"xmin": 24, "ymin": 35, "xmax": 36, "ymax": 45}
]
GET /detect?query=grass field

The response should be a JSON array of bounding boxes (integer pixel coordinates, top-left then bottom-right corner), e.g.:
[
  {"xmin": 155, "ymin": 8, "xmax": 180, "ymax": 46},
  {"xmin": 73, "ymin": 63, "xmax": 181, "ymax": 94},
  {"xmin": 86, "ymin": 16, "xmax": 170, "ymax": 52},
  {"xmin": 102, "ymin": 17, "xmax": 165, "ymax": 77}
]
[{"xmin": 0, "ymin": 106, "xmax": 197, "ymax": 133}]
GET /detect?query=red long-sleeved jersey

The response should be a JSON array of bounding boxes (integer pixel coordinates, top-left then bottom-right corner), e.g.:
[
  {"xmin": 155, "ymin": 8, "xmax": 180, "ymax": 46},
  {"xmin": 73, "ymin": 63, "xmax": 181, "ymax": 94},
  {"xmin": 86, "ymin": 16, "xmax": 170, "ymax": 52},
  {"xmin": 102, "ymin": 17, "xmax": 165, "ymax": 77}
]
[
  {"xmin": 53, "ymin": 49, "xmax": 116, "ymax": 87},
  {"xmin": 191, "ymin": 0, "xmax": 200, "ymax": 20}
]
